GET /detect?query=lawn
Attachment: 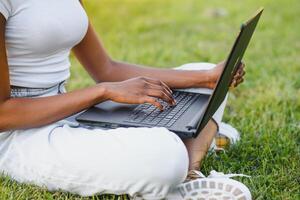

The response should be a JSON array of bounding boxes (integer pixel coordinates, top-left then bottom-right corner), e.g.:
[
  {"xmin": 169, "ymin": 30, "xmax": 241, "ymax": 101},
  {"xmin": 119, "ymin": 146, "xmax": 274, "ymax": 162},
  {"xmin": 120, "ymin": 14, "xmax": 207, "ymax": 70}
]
[{"xmin": 1, "ymin": 0, "xmax": 299, "ymax": 199}]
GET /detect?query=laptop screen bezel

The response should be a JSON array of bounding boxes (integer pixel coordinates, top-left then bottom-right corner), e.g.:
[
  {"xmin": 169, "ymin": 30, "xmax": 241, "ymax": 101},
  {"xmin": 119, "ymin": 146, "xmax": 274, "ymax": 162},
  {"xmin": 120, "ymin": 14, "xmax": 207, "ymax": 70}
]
[{"xmin": 193, "ymin": 9, "xmax": 264, "ymax": 137}]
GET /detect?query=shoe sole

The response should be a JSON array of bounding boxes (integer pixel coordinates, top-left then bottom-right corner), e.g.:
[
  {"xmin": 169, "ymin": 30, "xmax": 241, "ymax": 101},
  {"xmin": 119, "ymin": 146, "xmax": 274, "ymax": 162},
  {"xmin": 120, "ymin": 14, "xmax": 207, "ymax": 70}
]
[{"xmin": 177, "ymin": 178, "xmax": 251, "ymax": 200}]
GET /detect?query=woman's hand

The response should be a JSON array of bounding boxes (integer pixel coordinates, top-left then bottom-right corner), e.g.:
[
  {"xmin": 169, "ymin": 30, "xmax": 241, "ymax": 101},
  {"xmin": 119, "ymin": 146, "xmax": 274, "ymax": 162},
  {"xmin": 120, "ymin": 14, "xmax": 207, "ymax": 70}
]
[
  {"xmin": 101, "ymin": 77, "xmax": 176, "ymax": 110},
  {"xmin": 208, "ymin": 61, "xmax": 246, "ymax": 89}
]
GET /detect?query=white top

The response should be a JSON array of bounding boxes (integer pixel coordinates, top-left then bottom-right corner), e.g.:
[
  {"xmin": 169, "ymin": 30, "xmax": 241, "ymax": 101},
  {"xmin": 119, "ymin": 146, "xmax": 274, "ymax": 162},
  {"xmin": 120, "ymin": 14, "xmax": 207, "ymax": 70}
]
[{"xmin": 0, "ymin": 0, "xmax": 89, "ymax": 88}]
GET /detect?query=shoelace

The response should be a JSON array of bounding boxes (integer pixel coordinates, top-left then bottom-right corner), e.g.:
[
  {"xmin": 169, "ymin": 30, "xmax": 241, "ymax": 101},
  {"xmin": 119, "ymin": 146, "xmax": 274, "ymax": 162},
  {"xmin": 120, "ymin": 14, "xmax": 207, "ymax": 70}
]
[
  {"xmin": 208, "ymin": 170, "xmax": 251, "ymax": 179},
  {"xmin": 185, "ymin": 170, "xmax": 250, "ymax": 182}
]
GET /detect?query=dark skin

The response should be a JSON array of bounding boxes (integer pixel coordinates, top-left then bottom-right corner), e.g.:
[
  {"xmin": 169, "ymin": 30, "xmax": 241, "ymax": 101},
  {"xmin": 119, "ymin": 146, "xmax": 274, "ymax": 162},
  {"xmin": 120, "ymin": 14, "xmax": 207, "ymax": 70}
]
[{"xmin": 0, "ymin": 4, "xmax": 245, "ymax": 170}]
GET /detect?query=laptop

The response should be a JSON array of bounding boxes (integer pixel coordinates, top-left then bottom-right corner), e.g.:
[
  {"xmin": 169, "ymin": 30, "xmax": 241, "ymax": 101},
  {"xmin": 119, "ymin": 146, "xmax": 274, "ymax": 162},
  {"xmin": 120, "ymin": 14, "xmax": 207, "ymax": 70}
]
[{"xmin": 76, "ymin": 8, "xmax": 264, "ymax": 138}]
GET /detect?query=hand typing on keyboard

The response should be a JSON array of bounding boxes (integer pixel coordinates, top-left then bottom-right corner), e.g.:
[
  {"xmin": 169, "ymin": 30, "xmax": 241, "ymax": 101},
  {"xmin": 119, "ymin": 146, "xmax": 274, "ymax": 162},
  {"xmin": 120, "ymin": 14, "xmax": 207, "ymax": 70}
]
[
  {"xmin": 126, "ymin": 91, "xmax": 199, "ymax": 127},
  {"xmin": 101, "ymin": 76, "xmax": 176, "ymax": 110}
]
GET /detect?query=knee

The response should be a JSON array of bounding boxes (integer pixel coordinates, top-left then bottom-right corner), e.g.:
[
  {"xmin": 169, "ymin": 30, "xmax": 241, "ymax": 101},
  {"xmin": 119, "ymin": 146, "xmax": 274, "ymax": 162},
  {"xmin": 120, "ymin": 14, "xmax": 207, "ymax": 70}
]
[
  {"xmin": 156, "ymin": 148, "xmax": 189, "ymax": 188},
  {"xmin": 144, "ymin": 128, "xmax": 189, "ymax": 187}
]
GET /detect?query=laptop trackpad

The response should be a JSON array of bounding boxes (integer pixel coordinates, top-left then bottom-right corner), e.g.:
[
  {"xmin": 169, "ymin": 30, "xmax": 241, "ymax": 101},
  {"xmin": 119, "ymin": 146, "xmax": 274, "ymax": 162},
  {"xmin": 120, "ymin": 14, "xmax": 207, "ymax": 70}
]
[
  {"xmin": 94, "ymin": 101, "xmax": 137, "ymax": 112},
  {"xmin": 76, "ymin": 101, "xmax": 137, "ymax": 126}
]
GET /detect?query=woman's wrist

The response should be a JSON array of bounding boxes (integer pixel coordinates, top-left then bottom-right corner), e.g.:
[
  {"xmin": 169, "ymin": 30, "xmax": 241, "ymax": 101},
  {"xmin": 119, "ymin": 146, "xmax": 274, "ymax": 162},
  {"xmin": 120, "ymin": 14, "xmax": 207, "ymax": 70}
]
[
  {"xmin": 95, "ymin": 82, "xmax": 111, "ymax": 102},
  {"xmin": 189, "ymin": 70, "xmax": 215, "ymax": 88}
]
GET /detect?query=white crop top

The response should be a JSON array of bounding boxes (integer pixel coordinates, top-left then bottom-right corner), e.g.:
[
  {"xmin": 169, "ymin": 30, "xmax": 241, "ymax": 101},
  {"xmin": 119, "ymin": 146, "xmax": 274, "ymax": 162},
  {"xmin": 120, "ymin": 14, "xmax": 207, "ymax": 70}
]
[{"xmin": 0, "ymin": 0, "xmax": 89, "ymax": 88}]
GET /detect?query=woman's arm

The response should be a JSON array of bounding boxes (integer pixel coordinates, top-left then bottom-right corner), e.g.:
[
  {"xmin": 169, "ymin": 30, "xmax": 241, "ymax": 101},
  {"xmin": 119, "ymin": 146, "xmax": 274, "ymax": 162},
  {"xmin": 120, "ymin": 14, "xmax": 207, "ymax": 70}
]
[
  {"xmin": 0, "ymin": 15, "xmax": 174, "ymax": 132},
  {"xmin": 74, "ymin": 1, "xmax": 245, "ymax": 89},
  {"xmin": 0, "ymin": 15, "xmax": 107, "ymax": 131},
  {"xmin": 73, "ymin": 23, "xmax": 216, "ymax": 89},
  {"xmin": 73, "ymin": 22, "xmax": 245, "ymax": 89}
]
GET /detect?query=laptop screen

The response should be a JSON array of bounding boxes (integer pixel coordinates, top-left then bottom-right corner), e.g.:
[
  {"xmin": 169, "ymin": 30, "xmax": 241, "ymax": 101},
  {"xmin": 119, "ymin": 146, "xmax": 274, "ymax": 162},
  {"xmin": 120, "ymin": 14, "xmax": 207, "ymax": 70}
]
[{"xmin": 194, "ymin": 9, "xmax": 263, "ymax": 136}]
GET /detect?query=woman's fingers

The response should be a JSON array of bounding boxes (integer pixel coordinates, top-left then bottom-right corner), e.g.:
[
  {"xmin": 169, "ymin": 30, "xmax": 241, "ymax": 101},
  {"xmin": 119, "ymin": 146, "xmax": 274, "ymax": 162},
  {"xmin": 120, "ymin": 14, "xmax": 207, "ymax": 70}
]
[
  {"xmin": 238, "ymin": 61, "xmax": 245, "ymax": 69},
  {"xmin": 146, "ymin": 88, "xmax": 175, "ymax": 106},
  {"xmin": 146, "ymin": 82, "xmax": 173, "ymax": 96},
  {"xmin": 237, "ymin": 68, "xmax": 246, "ymax": 77},
  {"xmin": 235, "ymin": 67, "xmax": 245, "ymax": 77},
  {"xmin": 231, "ymin": 77, "xmax": 244, "ymax": 87},
  {"xmin": 236, "ymin": 63, "xmax": 246, "ymax": 76},
  {"xmin": 160, "ymin": 81, "xmax": 173, "ymax": 94},
  {"xmin": 144, "ymin": 77, "xmax": 173, "ymax": 94},
  {"xmin": 127, "ymin": 76, "xmax": 176, "ymax": 108},
  {"xmin": 236, "ymin": 78, "xmax": 244, "ymax": 85},
  {"xmin": 143, "ymin": 77, "xmax": 175, "ymax": 105},
  {"xmin": 230, "ymin": 80, "xmax": 236, "ymax": 87},
  {"xmin": 233, "ymin": 73, "xmax": 243, "ymax": 82},
  {"xmin": 232, "ymin": 64, "xmax": 246, "ymax": 87},
  {"xmin": 146, "ymin": 83, "xmax": 175, "ymax": 104},
  {"xmin": 142, "ymin": 97, "xmax": 163, "ymax": 110}
]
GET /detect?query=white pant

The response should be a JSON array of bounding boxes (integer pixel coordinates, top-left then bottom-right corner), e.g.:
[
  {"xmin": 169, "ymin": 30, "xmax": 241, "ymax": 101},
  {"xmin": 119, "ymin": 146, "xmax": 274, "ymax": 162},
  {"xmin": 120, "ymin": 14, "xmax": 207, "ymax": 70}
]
[{"xmin": 0, "ymin": 63, "xmax": 227, "ymax": 199}]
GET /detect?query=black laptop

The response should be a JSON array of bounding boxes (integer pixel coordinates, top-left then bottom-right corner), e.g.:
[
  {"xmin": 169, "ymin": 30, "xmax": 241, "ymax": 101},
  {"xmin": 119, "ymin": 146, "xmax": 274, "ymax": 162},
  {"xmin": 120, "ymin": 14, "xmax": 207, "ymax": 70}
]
[{"xmin": 76, "ymin": 8, "xmax": 263, "ymax": 138}]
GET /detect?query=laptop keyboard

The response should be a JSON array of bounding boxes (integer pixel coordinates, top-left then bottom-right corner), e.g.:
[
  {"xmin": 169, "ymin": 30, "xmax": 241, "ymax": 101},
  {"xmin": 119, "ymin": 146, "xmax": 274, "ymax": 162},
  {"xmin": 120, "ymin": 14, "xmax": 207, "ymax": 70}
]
[{"xmin": 125, "ymin": 91, "xmax": 199, "ymax": 127}]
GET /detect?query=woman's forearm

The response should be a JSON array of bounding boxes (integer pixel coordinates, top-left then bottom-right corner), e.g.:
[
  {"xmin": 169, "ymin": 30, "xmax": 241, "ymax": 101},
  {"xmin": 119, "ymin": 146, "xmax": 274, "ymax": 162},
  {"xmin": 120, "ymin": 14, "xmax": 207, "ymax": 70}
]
[
  {"xmin": 74, "ymin": 22, "xmax": 245, "ymax": 90},
  {"xmin": 103, "ymin": 60, "xmax": 214, "ymax": 89},
  {"xmin": 73, "ymin": 23, "xmax": 215, "ymax": 89},
  {"xmin": 0, "ymin": 84, "xmax": 107, "ymax": 132}
]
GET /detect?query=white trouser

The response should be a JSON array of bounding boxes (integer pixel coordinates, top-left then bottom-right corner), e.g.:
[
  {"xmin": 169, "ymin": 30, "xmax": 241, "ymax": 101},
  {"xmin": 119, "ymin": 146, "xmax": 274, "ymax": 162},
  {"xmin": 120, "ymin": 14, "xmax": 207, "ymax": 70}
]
[{"xmin": 0, "ymin": 63, "xmax": 227, "ymax": 199}]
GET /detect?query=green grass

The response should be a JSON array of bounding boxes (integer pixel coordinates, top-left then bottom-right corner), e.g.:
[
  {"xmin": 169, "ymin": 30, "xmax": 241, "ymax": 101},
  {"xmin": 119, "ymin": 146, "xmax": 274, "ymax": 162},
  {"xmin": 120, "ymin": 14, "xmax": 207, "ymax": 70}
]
[{"xmin": 1, "ymin": 0, "xmax": 300, "ymax": 199}]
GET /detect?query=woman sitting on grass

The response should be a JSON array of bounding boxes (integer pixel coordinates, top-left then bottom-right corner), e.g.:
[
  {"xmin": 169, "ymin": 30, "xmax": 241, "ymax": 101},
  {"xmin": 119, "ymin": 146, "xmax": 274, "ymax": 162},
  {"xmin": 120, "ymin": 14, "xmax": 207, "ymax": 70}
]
[{"xmin": 0, "ymin": 0, "xmax": 250, "ymax": 199}]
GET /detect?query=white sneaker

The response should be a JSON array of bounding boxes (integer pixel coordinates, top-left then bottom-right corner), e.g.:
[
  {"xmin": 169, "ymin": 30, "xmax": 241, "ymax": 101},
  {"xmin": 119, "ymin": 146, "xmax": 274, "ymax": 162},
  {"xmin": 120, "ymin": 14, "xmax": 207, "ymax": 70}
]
[
  {"xmin": 210, "ymin": 123, "xmax": 241, "ymax": 151},
  {"xmin": 219, "ymin": 123, "xmax": 240, "ymax": 144},
  {"xmin": 174, "ymin": 170, "xmax": 252, "ymax": 200}
]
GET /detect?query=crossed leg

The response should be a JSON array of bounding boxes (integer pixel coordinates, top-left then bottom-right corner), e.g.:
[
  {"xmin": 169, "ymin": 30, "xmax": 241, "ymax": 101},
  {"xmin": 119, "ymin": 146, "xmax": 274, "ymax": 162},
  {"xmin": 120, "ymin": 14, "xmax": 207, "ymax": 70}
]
[
  {"xmin": 182, "ymin": 120, "xmax": 218, "ymax": 170},
  {"xmin": 175, "ymin": 63, "xmax": 226, "ymax": 171}
]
